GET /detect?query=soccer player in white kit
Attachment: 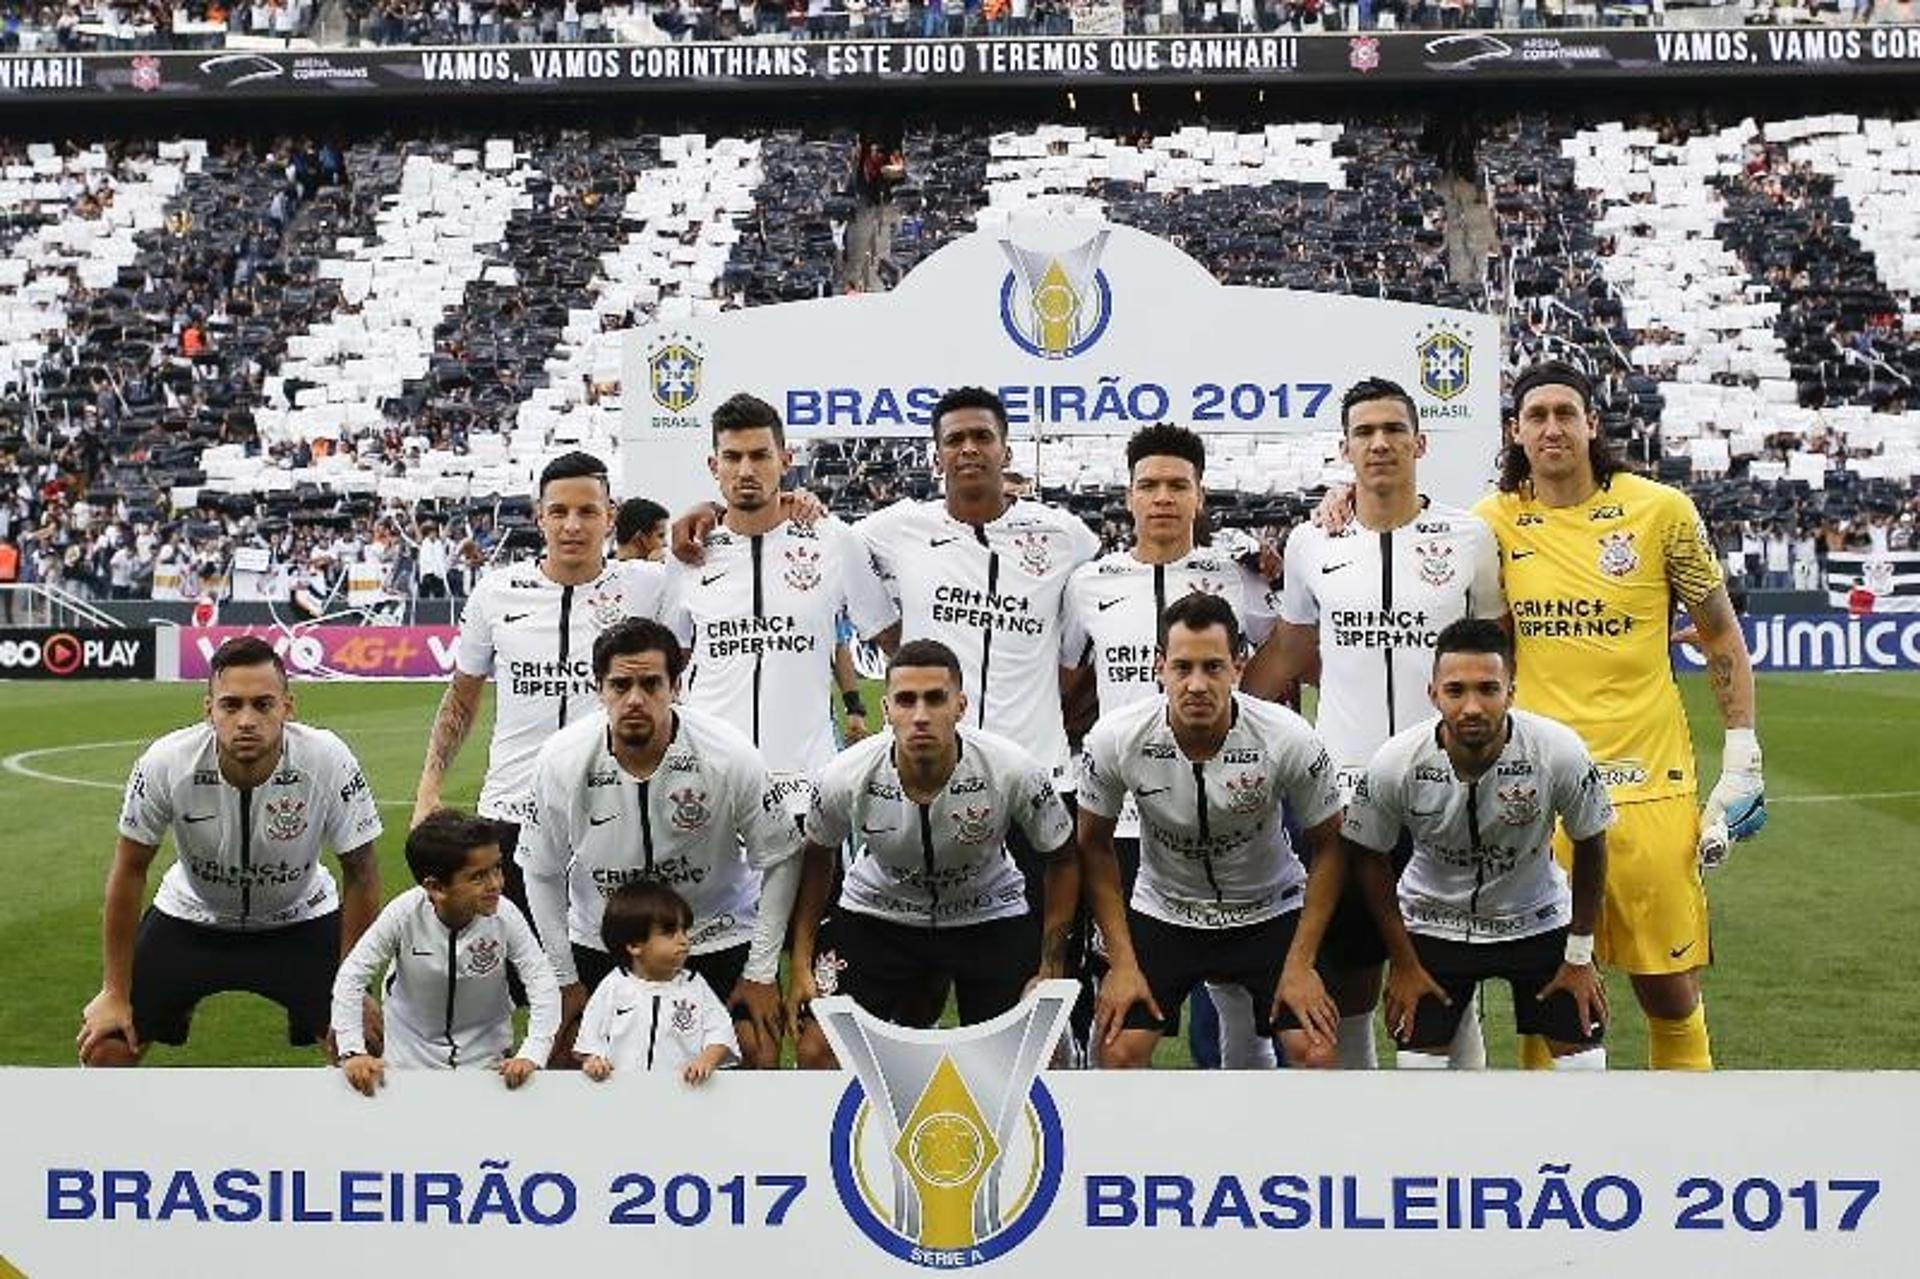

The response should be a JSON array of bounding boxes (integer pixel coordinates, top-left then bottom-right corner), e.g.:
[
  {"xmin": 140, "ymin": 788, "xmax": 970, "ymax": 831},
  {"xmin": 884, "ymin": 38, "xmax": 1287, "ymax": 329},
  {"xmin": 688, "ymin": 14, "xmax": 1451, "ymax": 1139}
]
[
  {"xmin": 1244, "ymin": 377, "xmax": 1505, "ymax": 1070},
  {"xmin": 1343, "ymin": 619, "xmax": 1613, "ymax": 1069},
  {"xmin": 785, "ymin": 639, "xmax": 1078, "ymax": 1057},
  {"xmin": 412, "ymin": 451, "xmax": 664, "ymax": 977},
  {"xmin": 519, "ymin": 618, "xmax": 802, "ymax": 1068},
  {"xmin": 330, "ymin": 808, "xmax": 560, "ymax": 1091},
  {"xmin": 1061, "ymin": 423, "xmax": 1281, "ymax": 1068},
  {"xmin": 1078, "ymin": 592, "xmax": 1349, "ymax": 1069},
  {"xmin": 79, "ymin": 636, "xmax": 383, "ymax": 1066}
]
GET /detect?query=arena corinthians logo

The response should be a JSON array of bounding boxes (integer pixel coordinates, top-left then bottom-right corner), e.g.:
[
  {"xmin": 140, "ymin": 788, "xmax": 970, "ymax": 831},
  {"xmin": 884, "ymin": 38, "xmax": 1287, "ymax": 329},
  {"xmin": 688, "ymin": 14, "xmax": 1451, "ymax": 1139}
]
[
  {"xmin": 815, "ymin": 981, "xmax": 1077, "ymax": 1268},
  {"xmin": 998, "ymin": 231, "xmax": 1114, "ymax": 360}
]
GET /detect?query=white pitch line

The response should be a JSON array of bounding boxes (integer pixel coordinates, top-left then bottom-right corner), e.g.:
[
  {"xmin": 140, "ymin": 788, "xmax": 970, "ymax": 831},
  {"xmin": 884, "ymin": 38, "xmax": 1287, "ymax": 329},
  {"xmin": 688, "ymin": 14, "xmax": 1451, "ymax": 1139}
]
[
  {"xmin": 2, "ymin": 739, "xmax": 418, "ymax": 807},
  {"xmin": 1767, "ymin": 790, "xmax": 1920, "ymax": 805}
]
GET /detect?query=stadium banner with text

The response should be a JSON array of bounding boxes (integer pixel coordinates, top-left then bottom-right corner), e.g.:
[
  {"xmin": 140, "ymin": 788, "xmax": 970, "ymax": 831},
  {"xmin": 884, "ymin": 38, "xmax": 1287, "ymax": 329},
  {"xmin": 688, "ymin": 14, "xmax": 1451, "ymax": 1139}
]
[
  {"xmin": 5, "ymin": 26, "xmax": 1920, "ymax": 101},
  {"xmin": 622, "ymin": 219, "xmax": 1498, "ymax": 514},
  {"xmin": 1824, "ymin": 549, "xmax": 1920, "ymax": 614},
  {"xmin": 1672, "ymin": 612, "xmax": 1920, "ymax": 672},
  {"xmin": 177, "ymin": 625, "xmax": 459, "ymax": 681},
  {"xmin": 0, "ymin": 627, "xmax": 156, "ymax": 681},
  {"xmin": 2, "ymin": 1068, "xmax": 1913, "ymax": 1276}
]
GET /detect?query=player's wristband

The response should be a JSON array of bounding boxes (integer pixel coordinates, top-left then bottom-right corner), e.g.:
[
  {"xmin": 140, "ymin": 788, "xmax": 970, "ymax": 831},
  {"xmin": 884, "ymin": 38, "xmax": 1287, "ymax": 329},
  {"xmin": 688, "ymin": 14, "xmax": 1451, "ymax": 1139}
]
[
  {"xmin": 842, "ymin": 690, "xmax": 867, "ymax": 717},
  {"xmin": 1723, "ymin": 727, "xmax": 1762, "ymax": 773},
  {"xmin": 1564, "ymin": 934, "xmax": 1595, "ymax": 967}
]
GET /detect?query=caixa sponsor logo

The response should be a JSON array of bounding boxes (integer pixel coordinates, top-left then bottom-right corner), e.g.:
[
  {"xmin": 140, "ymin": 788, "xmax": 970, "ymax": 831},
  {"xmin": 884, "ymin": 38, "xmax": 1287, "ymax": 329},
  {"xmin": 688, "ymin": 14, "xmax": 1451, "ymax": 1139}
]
[{"xmin": 1673, "ymin": 615, "xmax": 1920, "ymax": 672}]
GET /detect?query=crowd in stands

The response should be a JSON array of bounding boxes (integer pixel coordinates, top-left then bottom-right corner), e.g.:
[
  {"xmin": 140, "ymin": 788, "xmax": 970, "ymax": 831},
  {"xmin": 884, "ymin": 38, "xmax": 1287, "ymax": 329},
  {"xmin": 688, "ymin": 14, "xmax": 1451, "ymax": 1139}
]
[{"xmin": 3, "ymin": 110, "xmax": 1918, "ymax": 607}]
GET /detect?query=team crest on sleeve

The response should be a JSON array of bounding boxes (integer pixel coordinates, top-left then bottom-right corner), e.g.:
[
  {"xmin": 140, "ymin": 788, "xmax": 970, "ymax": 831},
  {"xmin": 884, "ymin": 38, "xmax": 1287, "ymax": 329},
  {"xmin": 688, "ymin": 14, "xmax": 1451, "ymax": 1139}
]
[
  {"xmin": 1415, "ymin": 539, "xmax": 1457, "ymax": 587},
  {"xmin": 1225, "ymin": 772, "xmax": 1269, "ymax": 815},
  {"xmin": 1497, "ymin": 783, "xmax": 1540, "ymax": 827},
  {"xmin": 1597, "ymin": 531, "xmax": 1639, "ymax": 577},
  {"xmin": 668, "ymin": 788, "xmax": 712, "ymax": 833},
  {"xmin": 784, "ymin": 543, "xmax": 823, "ymax": 591},
  {"xmin": 1012, "ymin": 530, "xmax": 1053, "ymax": 577},
  {"xmin": 263, "ymin": 796, "xmax": 308, "ymax": 841},
  {"xmin": 671, "ymin": 998, "xmax": 698, "ymax": 1033},
  {"xmin": 951, "ymin": 805, "xmax": 995, "ymax": 845},
  {"xmin": 465, "ymin": 938, "xmax": 502, "ymax": 976}
]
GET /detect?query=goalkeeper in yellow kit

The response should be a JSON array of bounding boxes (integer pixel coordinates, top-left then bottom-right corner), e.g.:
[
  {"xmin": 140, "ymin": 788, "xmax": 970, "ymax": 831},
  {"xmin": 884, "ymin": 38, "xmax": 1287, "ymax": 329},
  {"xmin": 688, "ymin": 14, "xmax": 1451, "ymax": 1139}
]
[{"xmin": 1474, "ymin": 361, "xmax": 1765, "ymax": 1071}]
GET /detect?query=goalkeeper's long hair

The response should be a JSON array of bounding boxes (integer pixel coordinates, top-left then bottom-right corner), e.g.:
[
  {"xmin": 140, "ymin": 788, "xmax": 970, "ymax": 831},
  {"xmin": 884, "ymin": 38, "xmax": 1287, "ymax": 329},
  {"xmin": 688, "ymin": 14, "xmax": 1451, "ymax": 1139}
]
[{"xmin": 1496, "ymin": 359, "xmax": 1632, "ymax": 494}]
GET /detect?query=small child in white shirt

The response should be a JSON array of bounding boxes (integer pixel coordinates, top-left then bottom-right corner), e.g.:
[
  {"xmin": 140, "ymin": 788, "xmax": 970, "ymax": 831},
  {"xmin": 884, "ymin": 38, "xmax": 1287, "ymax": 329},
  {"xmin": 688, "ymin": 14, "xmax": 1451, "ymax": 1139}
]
[{"xmin": 576, "ymin": 882, "xmax": 738, "ymax": 1085}]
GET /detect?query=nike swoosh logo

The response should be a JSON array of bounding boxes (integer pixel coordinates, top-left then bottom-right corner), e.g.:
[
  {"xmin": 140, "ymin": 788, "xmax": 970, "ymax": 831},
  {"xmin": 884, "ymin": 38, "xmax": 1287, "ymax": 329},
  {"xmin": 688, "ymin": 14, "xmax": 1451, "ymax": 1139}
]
[
  {"xmin": 1669, "ymin": 941, "xmax": 1696, "ymax": 960},
  {"xmin": 1096, "ymin": 598, "xmax": 1125, "ymax": 612},
  {"xmin": 614, "ymin": 1005, "xmax": 635, "ymax": 1016},
  {"xmin": 182, "ymin": 813, "xmax": 217, "ymax": 824},
  {"xmin": 1320, "ymin": 561, "xmax": 1352, "ymax": 575},
  {"xmin": 410, "ymin": 947, "xmax": 434, "ymax": 957},
  {"xmin": 1137, "ymin": 787, "xmax": 1170, "ymax": 798},
  {"xmin": 502, "ymin": 612, "xmax": 532, "ymax": 624},
  {"xmin": 859, "ymin": 825, "xmax": 895, "ymax": 836},
  {"xmin": 930, "ymin": 537, "xmax": 958, "ymax": 548},
  {"xmin": 590, "ymin": 814, "xmax": 618, "ymax": 827},
  {"xmin": 1510, "ymin": 549, "xmax": 1535, "ymax": 561},
  {"xmin": 700, "ymin": 573, "xmax": 726, "ymax": 586}
]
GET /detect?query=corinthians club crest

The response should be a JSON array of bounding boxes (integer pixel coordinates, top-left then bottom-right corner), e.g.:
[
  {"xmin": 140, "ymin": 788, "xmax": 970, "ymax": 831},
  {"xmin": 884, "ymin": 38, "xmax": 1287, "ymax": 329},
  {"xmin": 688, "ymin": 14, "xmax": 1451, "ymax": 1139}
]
[
  {"xmin": 263, "ymin": 796, "xmax": 308, "ymax": 841},
  {"xmin": 1598, "ymin": 531, "xmax": 1639, "ymax": 578},
  {"xmin": 1416, "ymin": 538, "xmax": 1457, "ymax": 587},
  {"xmin": 950, "ymin": 805, "xmax": 994, "ymax": 845},
  {"xmin": 817, "ymin": 980, "xmax": 1078, "ymax": 1269},
  {"xmin": 998, "ymin": 230, "xmax": 1113, "ymax": 361},
  {"xmin": 1498, "ymin": 783, "xmax": 1541, "ymax": 827},
  {"xmin": 668, "ymin": 787, "xmax": 711, "ymax": 833},
  {"xmin": 784, "ymin": 543, "xmax": 822, "ymax": 591}
]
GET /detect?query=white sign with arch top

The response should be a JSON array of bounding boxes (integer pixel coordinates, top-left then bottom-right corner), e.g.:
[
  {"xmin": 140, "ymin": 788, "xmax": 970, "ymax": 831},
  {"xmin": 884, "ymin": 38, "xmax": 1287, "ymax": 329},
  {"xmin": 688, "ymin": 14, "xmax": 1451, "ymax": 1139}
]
[{"xmin": 622, "ymin": 219, "xmax": 1500, "ymax": 514}]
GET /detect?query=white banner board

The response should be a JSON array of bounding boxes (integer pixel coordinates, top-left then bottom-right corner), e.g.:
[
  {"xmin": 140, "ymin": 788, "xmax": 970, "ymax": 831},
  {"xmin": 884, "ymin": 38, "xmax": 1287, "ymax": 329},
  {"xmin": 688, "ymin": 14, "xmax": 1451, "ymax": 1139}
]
[
  {"xmin": 622, "ymin": 220, "xmax": 1500, "ymax": 515},
  {"xmin": 6, "ymin": 1068, "xmax": 1912, "ymax": 1276}
]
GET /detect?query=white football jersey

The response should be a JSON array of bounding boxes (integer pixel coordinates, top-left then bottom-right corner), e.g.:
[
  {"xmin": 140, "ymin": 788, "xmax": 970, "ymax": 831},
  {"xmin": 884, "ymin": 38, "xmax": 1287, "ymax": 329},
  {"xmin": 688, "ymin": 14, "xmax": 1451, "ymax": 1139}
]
[
  {"xmin": 856, "ymin": 497, "xmax": 1099, "ymax": 784},
  {"xmin": 330, "ymin": 887, "xmax": 560, "ymax": 1068},
  {"xmin": 518, "ymin": 705, "xmax": 799, "ymax": 983},
  {"xmin": 662, "ymin": 517, "xmax": 896, "ymax": 789},
  {"xmin": 119, "ymin": 722, "xmax": 383, "ymax": 930},
  {"xmin": 1061, "ymin": 548, "xmax": 1277, "ymax": 836},
  {"xmin": 454, "ymin": 558, "xmax": 665, "ymax": 822},
  {"xmin": 805, "ymin": 724, "xmax": 1075, "ymax": 930},
  {"xmin": 1279, "ymin": 504, "xmax": 1504, "ymax": 787},
  {"xmin": 1077, "ymin": 692, "xmax": 1342, "ymax": 930},
  {"xmin": 575, "ymin": 967, "xmax": 739, "ymax": 1075},
  {"xmin": 1343, "ymin": 709, "xmax": 1616, "ymax": 944}
]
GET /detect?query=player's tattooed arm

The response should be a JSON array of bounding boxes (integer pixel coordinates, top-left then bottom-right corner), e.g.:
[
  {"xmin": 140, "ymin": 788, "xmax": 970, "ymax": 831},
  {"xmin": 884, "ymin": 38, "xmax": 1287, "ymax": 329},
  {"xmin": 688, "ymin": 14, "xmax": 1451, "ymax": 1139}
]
[
  {"xmin": 1689, "ymin": 587, "xmax": 1756, "ymax": 730},
  {"xmin": 414, "ymin": 673, "xmax": 486, "ymax": 826},
  {"xmin": 1037, "ymin": 840, "xmax": 1079, "ymax": 981}
]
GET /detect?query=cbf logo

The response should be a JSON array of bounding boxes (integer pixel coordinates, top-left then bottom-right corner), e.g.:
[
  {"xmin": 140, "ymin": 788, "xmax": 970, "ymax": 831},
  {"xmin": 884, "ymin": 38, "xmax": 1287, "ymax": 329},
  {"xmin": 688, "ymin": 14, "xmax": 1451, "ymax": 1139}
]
[
  {"xmin": 998, "ymin": 231, "xmax": 1113, "ymax": 360},
  {"xmin": 648, "ymin": 336, "xmax": 703, "ymax": 413},
  {"xmin": 1416, "ymin": 323, "xmax": 1472, "ymax": 401},
  {"xmin": 816, "ymin": 981, "xmax": 1077, "ymax": 1269}
]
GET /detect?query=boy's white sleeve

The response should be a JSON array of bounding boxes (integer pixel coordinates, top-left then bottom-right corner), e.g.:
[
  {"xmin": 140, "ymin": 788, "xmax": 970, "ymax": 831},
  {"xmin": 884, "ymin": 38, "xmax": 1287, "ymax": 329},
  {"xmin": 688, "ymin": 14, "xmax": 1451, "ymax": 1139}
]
[
  {"xmin": 574, "ymin": 977, "xmax": 617, "ymax": 1061},
  {"xmin": 504, "ymin": 903, "xmax": 561, "ymax": 1065},
  {"xmin": 697, "ymin": 976, "xmax": 742, "ymax": 1067},
  {"xmin": 330, "ymin": 896, "xmax": 405, "ymax": 1057}
]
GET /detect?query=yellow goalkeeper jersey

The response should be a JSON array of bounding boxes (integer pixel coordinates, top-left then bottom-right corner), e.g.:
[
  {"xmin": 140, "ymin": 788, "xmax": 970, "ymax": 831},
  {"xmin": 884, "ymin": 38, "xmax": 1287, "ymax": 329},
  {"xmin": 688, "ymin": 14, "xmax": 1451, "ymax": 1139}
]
[{"xmin": 1474, "ymin": 472, "xmax": 1723, "ymax": 804}]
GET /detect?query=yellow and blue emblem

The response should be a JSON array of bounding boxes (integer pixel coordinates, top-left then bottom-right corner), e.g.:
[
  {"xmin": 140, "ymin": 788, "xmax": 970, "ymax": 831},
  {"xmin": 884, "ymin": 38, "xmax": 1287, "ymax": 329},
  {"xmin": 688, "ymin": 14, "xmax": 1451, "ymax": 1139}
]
[
  {"xmin": 648, "ymin": 340, "xmax": 703, "ymax": 413},
  {"xmin": 1416, "ymin": 322, "xmax": 1472, "ymax": 401},
  {"xmin": 999, "ymin": 232, "xmax": 1114, "ymax": 361}
]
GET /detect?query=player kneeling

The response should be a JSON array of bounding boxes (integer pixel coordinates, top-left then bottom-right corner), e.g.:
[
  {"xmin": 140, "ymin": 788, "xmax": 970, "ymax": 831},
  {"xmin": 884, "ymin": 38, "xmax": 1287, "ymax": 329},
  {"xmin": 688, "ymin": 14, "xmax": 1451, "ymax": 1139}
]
[
  {"xmin": 1344, "ymin": 619, "xmax": 1614, "ymax": 1069},
  {"xmin": 576, "ymin": 881, "xmax": 738, "ymax": 1086},
  {"xmin": 331, "ymin": 809, "xmax": 560, "ymax": 1095}
]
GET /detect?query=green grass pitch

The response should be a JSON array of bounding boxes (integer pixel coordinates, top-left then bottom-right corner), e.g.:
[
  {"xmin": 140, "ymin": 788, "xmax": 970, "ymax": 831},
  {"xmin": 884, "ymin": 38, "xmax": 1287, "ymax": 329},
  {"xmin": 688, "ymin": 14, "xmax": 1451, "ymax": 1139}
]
[{"xmin": 2, "ymin": 674, "xmax": 1916, "ymax": 1069}]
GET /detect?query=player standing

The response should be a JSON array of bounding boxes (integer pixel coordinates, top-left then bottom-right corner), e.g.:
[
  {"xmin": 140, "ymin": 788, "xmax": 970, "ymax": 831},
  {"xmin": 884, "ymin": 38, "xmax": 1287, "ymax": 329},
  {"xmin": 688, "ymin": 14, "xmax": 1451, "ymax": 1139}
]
[
  {"xmin": 518, "ymin": 619, "xmax": 802, "ymax": 1068},
  {"xmin": 786, "ymin": 640, "xmax": 1078, "ymax": 1054},
  {"xmin": 79, "ymin": 636, "xmax": 383, "ymax": 1065},
  {"xmin": 1345, "ymin": 620, "xmax": 1614, "ymax": 1069},
  {"xmin": 1474, "ymin": 360, "xmax": 1764, "ymax": 1070},
  {"xmin": 1244, "ymin": 377, "xmax": 1505, "ymax": 1069},
  {"xmin": 1078, "ymin": 593, "xmax": 1348, "ymax": 1069}
]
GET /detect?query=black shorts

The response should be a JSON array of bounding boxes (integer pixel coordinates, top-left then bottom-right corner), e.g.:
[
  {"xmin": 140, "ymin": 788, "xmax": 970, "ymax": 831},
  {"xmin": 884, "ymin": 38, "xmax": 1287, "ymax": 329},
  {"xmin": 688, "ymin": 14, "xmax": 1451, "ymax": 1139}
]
[
  {"xmin": 1398, "ymin": 928, "xmax": 1604, "ymax": 1052},
  {"xmin": 130, "ymin": 908, "xmax": 340, "ymax": 1048},
  {"xmin": 1317, "ymin": 828, "xmax": 1415, "ymax": 970},
  {"xmin": 1120, "ymin": 906, "xmax": 1307, "ymax": 1038},
  {"xmin": 572, "ymin": 942, "xmax": 753, "ymax": 1022},
  {"xmin": 813, "ymin": 909, "xmax": 1037, "ymax": 1027},
  {"xmin": 492, "ymin": 821, "xmax": 535, "ymax": 1005}
]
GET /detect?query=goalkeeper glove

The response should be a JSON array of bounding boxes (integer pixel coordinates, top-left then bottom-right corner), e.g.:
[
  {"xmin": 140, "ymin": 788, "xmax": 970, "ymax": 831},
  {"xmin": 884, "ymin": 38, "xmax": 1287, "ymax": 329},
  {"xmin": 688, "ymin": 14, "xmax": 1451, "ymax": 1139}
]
[{"xmin": 1699, "ymin": 728, "xmax": 1765, "ymax": 870}]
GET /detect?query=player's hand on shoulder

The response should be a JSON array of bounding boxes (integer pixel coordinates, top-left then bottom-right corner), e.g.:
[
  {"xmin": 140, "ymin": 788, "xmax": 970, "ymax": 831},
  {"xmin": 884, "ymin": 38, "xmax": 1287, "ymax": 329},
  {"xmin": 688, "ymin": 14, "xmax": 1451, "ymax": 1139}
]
[
  {"xmin": 341, "ymin": 1054, "xmax": 386, "ymax": 1098},
  {"xmin": 1383, "ymin": 962, "xmax": 1450, "ymax": 1044},
  {"xmin": 581, "ymin": 1054, "xmax": 613, "ymax": 1082},
  {"xmin": 669, "ymin": 503, "xmax": 721, "ymax": 566},
  {"xmin": 843, "ymin": 712, "xmax": 871, "ymax": 743},
  {"xmin": 779, "ymin": 488, "xmax": 826, "ymax": 527},
  {"xmin": 1310, "ymin": 484, "xmax": 1356, "ymax": 535},
  {"xmin": 498, "ymin": 1057, "xmax": 538, "ymax": 1090},
  {"xmin": 77, "ymin": 989, "xmax": 139, "ymax": 1061}
]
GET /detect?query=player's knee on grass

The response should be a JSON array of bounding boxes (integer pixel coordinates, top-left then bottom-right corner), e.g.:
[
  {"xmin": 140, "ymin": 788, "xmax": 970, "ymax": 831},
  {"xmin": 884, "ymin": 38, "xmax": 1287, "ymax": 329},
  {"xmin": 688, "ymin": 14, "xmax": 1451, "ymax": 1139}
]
[
  {"xmin": 1101, "ymin": 1029, "xmax": 1159, "ymax": 1069},
  {"xmin": 735, "ymin": 1022, "xmax": 778, "ymax": 1070},
  {"xmin": 81, "ymin": 1032, "xmax": 142, "ymax": 1068},
  {"xmin": 795, "ymin": 1020, "xmax": 839, "ymax": 1070},
  {"xmin": 1279, "ymin": 1029, "xmax": 1339, "ymax": 1070}
]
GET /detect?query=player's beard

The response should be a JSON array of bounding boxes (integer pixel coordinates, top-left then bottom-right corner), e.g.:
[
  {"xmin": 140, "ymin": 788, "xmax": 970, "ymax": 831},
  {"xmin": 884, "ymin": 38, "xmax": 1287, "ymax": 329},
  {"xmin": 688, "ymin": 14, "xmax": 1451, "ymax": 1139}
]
[{"xmin": 614, "ymin": 717, "xmax": 657, "ymax": 750}]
